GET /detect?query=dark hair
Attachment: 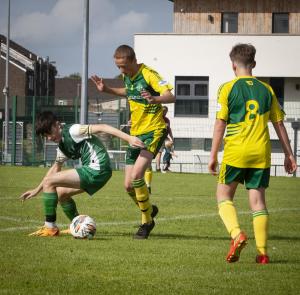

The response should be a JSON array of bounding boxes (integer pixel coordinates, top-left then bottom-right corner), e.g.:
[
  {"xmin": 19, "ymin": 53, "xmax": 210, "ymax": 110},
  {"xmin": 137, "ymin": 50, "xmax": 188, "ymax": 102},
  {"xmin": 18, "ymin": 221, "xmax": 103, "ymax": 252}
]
[
  {"xmin": 229, "ymin": 43, "xmax": 256, "ymax": 68},
  {"xmin": 113, "ymin": 45, "xmax": 136, "ymax": 61},
  {"xmin": 36, "ymin": 111, "xmax": 58, "ymax": 136}
]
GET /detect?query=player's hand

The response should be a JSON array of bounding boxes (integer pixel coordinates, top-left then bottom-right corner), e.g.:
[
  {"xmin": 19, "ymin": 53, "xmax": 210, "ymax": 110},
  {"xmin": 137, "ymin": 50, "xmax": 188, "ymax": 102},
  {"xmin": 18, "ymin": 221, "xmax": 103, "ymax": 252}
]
[
  {"xmin": 141, "ymin": 90, "xmax": 157, "ymax": 104},
  {"xmin": 129, "ymin": 136, "xmax": 145, "ymax": 148},
  {"xmin": 208, "ymin": 158, "xmax": 218, "ymax": 176},
  {"xmin": 91, "ymin": 75, "xmax": 105, "ymax": 92},
  {"xmin": 284, "ymin": 154, "xmax": 297, "ymax": 174},
  {"xmin": 19, "ymin": 189, "xmax": 39, "ymax": 202}
]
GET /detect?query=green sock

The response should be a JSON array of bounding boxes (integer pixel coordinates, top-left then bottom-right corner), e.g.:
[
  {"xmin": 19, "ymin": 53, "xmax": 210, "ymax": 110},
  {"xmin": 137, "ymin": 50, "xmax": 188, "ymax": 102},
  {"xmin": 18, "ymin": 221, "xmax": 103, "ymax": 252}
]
[
  {"xmin": 60, "ymin": 198, "xmax": 79, "ymax": 221},
  {"xmin": 43, "ymin": 192, "xmax": 58, "ymax": 222}
]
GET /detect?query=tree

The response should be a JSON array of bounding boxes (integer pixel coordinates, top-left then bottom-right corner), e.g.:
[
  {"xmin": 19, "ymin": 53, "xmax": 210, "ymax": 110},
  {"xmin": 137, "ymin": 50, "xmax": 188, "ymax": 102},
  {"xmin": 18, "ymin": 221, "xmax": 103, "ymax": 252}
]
[{"xmin": 67, "ymin": 72, "xmax": 81, "ymax": 79}]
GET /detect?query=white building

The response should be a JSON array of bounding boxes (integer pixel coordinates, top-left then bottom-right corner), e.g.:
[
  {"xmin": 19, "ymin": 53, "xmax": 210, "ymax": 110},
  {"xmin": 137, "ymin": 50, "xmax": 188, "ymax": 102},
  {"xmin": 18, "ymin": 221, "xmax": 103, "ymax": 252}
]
[{"xmin": 135, "ymin": 0, "xmax": 300, "ymax": 176}]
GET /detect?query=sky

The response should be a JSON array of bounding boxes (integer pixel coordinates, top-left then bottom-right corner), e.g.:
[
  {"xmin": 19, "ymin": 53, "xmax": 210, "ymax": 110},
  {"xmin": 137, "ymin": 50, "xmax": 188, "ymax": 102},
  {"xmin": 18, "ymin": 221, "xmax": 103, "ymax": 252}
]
[{"xmin": 0, "ymin": 0, "xmax": 173, "ymax": 77}]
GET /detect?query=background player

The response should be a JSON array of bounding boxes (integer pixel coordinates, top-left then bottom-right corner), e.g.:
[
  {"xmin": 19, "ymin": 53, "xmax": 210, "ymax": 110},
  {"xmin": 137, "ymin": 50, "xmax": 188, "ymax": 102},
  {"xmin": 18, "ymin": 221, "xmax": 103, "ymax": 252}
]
[
  {"xmin": 155, "ymin": 105, "xmax": 174, "ymax": 173},
  {"xmin": 20, "ymin": 111, "xmax": 144, "ymax": 236},
  {"xmin": 208, "ymin": 43, "xmax": 297, "ymax": 263},
  {"xmin": 91, "ymin": 45, "xmax": 175, "ymax": 239}
]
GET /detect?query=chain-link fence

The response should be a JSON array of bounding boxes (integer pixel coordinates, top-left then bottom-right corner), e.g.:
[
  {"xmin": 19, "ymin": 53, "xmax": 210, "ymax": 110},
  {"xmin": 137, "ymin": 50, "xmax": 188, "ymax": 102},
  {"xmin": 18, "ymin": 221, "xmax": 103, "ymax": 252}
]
[
  {"xmin": 0, "ymin": 95, "xmax": 129, "ymax": 168},
  {"xmin": 1, "ymin": 95, "xmax": 299, "ymax": 176}
]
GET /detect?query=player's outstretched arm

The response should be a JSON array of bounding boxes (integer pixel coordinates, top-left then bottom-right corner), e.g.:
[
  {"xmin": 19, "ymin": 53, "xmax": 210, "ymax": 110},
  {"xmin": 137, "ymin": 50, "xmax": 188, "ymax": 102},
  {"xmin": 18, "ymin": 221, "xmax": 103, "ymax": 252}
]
[
  {"xmin": 91, "ymin": 75, "xmax": 126, "ymax": 97},
  {"xmin": 208, "ymin": 119, "xmax": 226, "ymax": 175},
  {"xmin": 90, "ymin": 124, "xmax": 145, "ymax": 148},
  {"xmin": 141, "ymin": 89, "xmax": 175, "ymax": 104},
  {"xmin": 272, "ymin": 121, "xmax": 297, "ymax": 174},
  {"xmin": 19, "ymin": 162, "xmax": 63, "ymax": 201}
]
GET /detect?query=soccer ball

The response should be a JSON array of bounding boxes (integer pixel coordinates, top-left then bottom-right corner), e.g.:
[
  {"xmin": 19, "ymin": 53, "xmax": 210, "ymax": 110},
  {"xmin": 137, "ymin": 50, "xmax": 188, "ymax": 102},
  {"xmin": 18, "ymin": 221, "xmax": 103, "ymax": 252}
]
[{"xmin": 70, "ymin": 215, "xmax": 96, "ymax": 239}]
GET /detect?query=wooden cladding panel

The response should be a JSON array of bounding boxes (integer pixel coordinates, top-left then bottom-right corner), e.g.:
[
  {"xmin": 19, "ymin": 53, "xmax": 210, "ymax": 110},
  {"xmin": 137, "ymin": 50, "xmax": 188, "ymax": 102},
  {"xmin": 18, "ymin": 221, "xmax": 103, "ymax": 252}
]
[{"xmin": 173, "ymin": 0, "xmax": 300, "ymax": 34}]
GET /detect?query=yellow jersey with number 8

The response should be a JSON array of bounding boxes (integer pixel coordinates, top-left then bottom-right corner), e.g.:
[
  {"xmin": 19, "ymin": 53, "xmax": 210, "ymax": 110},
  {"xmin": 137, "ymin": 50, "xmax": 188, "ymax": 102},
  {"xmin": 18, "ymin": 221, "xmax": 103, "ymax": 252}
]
[{"xmin": 216, "ymin": 76, "xmax": 284, "ymax": 168}]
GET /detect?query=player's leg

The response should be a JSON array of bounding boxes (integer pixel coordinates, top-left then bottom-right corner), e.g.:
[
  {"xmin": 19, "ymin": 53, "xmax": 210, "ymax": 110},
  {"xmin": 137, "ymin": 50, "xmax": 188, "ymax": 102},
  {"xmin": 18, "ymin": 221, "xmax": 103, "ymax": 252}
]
[
  {"xmin": 131, "ymin": 149, "xmax": 155, "ymax": 239},
  {"xmin": 124, "ymin": 164, "xmax": 138, "ymax": 206},
  {"xmin": 30, "ymin": 169, "xmax": 81, "ymax": 237},
  {"xmin": 217, "ymin": 182, "xmax": 240, "ymax": 238},
  {"xmin": 155, "ymin": 151, "xmax": 162, "ymax": 172},
  {"xmin": 132, "ymin": 149, "xmax": 154, "ymax": 223},
  {"xmin": 124, "ymin": 163, "xmax": 158, "ymax": 218},
  {"xmin": 246, "ymin": 168, "xmax": 270, "ymax": 264},
  {"xmin": 57, "ymin": 187, "xmax": 84, "ymax": 221},
  {"xmin": 217, "ymin": 163, "xmax": 248, "ymax": 262}
]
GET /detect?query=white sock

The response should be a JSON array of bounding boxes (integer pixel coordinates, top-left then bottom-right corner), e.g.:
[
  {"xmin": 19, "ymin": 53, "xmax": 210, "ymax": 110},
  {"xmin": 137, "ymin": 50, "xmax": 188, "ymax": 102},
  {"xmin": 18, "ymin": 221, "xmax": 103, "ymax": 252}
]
[{"xmin": 45, "ymin": 221, "xmax": 56, "ymax": 228}]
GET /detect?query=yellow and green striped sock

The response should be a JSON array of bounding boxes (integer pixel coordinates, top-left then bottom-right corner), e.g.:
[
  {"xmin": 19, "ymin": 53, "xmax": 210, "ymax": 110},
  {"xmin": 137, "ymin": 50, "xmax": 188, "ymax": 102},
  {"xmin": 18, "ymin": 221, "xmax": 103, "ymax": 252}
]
[
  {"xmin": 253, "ymin": 209, "xmax": 269, "ymax": 255},
  {"xmin": 127, "ymin": 189, "xmax": 138, "ymax": 206},
  {"xmin": 218, "ymin": 200, "xmax": 241, "ymax": 239},
  {"xmin": 132, "ymin": 178, "xmax": 152, "ymax": 224}
]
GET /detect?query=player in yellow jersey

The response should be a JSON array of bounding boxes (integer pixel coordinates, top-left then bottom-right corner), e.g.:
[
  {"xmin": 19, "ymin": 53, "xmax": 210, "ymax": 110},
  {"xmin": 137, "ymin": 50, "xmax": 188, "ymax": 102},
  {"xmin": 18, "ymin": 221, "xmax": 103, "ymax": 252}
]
[
  {"xmin": 91, "ymin": 45, "xmax": 175, "ymax": 239},
  {"xmin": 208, "ymin": 43, "xmax": 297, "ymax": 263}
]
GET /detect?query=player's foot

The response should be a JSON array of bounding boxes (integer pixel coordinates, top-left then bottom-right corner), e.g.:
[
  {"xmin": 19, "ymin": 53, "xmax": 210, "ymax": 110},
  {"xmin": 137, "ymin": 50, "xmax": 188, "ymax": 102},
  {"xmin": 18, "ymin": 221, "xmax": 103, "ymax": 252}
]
[
  {"xmin": 147, "ymin": 186, "xmax": 151, "ymax": 194},
  {"xmin": 256, "ymin": 254, "xmax": 269, "ymax": 264},
  {"xmin": 29, "ymin": 226, "xmax": 59, "ymax": 237},
  {"xmin": 156, "ymin": 168, "xmax": 161, "ymax": 172},
  {"xmin": 134, "ymin": 221, "xmax": 155, "ymax": 239},
  {"xmin": 60, "ymin": 228, "xmax": 71, "ymax": 235},
  {"xmin": 151, "ymin": 205, "xmax": 159, "ymax": 219},
  {"xmin": 226, "ymin": 231, "xmax": 248, "ymax": 263}
]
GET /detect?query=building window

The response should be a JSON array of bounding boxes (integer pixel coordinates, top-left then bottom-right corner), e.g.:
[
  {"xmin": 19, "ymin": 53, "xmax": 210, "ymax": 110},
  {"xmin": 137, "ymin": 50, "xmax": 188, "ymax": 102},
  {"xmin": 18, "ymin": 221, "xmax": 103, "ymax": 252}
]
[
  {"xmin": 174, "ymin": 138, "xmax": 204, "ymax": 151},
  {"xmin": 204, "ymin": 138, "xmax": 223, "ymax": 152},
  {"xmin": 175, "ymin": 76, "xmax": 209, "ymax": 117},
  {"xmin": 269, "ymin": 77, "xmax": 284, "ymax": 107},
  {"xmin": 221, "ymin": 13, "xmax": 238, "ymax": 33},
  {"xmin": 272, "ymin": 13, "xmax": 289, "ymax": 33},
  {"xmin": 28, "ymin": 74, "xmax": 34, "ymax": 91}
]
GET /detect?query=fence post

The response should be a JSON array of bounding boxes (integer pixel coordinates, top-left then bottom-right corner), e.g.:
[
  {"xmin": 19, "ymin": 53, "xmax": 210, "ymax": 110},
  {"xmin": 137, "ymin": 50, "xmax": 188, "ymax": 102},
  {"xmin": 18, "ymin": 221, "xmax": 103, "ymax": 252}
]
[
  {"xmin": 32, "ymin": 96, "xmax": 36, "ymax": 165},
  {"xmin": 11, "ymin": 95, "xmax": 17, "ymax": 165},
  {"xmin": 291, "ymin": 121, "xmax": 299, "ymax": 177},
  {"xmin": 74, "ymin": 96, "xmax": 79, "ymax": 123}
]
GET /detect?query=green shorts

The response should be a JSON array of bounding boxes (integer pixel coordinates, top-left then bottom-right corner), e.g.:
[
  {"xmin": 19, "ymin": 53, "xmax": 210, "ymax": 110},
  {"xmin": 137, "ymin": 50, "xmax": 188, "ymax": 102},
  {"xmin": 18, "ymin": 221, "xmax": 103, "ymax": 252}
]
[
  {"xmin": 126, "ymin": 129, "xmax": 167, "ymax": 165},
  {"xmin": 218, "ymin": 162, "xmax": 270, "ymax": 189},
  {"xmin": 76, "ymin": 166, "xmax": 112, "ymax": 195}
]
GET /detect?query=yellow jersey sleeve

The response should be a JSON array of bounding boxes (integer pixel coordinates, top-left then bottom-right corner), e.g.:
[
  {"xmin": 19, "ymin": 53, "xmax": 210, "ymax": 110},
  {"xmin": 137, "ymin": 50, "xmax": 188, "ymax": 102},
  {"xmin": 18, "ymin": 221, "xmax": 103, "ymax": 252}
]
[
  {"xmin": 142, "ymin": 66, "xmax": 173, "ymax": 94},
  {"xmin": 216, "ymin": 82, "xmax": 230, "ymax": 121},
  {"xmin": 269, "ymin": 87, "xmax": 285, "ymax": 123}
]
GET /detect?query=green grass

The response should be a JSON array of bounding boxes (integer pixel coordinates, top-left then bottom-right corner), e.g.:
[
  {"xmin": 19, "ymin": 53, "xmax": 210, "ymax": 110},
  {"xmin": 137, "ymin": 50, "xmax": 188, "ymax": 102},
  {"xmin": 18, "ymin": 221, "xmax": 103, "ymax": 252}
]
[{"xmin": 0, "ymin": 166, "xmax": 300, "ymax": 295}]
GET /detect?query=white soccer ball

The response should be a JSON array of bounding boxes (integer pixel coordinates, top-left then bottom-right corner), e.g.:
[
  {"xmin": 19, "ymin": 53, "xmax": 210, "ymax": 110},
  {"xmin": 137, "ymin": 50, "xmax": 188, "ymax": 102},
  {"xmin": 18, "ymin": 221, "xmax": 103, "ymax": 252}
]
[{"xmin": 70, "ymin": 215, "xmax": 96, "ymax": 239}]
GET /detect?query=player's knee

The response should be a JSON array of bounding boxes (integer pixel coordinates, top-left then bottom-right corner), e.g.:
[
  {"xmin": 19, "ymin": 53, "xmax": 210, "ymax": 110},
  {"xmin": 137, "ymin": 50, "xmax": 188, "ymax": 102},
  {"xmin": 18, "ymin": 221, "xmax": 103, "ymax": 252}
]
[
  {"xmin": 131, "ymin": 170, "xmax": 144, "ymax": 181},
  {"xmin": 43, "ymin": 176, "xmax": 55, "ymax": 190}
]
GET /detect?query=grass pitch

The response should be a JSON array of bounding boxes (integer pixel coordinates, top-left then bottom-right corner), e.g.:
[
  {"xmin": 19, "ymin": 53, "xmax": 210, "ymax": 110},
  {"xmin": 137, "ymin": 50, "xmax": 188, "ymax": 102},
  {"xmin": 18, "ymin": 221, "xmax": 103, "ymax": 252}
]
[{"xmin": 0, "ymin": 166, "xmax": 299, "ymax": 295}]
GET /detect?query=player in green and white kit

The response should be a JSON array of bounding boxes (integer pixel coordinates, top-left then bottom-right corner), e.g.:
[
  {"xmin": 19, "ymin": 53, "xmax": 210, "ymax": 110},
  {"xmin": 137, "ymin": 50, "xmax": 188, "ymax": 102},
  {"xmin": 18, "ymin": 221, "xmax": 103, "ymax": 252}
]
[{"xmin": 20, "ymin": 111, "xmax": 144, "ymax": 236}]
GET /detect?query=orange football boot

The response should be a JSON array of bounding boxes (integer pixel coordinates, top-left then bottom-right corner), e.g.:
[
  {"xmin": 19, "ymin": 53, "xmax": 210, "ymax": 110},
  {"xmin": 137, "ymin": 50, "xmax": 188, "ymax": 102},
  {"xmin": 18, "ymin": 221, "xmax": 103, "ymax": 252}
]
[
  {"xmin": 29, "ymin": 226, "xmax": 59, "ymax": 237},
  {"xmin": 226, "ymin": 231, "xmax": 248, "ymax": 263}
]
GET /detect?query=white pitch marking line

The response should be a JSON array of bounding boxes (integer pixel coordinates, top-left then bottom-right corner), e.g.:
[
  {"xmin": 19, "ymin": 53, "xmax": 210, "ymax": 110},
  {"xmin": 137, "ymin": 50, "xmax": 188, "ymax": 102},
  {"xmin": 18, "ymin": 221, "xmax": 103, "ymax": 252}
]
[{"xmin": 0, "ymin": 207, "xmax": 299, "ymax": 232}]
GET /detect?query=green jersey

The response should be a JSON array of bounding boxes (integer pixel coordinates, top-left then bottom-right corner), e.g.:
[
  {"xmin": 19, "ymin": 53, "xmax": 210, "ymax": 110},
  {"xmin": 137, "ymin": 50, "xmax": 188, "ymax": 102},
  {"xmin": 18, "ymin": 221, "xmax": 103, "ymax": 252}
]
[{"xmin": 57, "ymin": 124, "xmax": 111, "ymax": 170}]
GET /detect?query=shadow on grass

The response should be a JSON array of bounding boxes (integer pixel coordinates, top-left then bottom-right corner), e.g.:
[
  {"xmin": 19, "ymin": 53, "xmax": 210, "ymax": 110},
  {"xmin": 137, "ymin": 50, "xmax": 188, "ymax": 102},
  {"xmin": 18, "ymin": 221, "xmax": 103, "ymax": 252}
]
[
  {"xmin": 97, "ymin": 231, "xmax": 229, "ymax": 241},
  {"xmin": 269, "ymin": 235, "xmax": 300, "ymax": 241},
  {"xmin": 62, "ymin": 232, "xmax": 300, "ymax": 243}
]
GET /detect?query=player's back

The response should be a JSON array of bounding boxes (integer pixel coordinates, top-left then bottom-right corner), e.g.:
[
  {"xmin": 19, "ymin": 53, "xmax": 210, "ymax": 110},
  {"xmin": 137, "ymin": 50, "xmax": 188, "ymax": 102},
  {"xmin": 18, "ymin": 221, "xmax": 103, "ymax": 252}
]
[
  {"xmin": 217, "ymin": 76, "xmax": 284, "ymax": 168},
  {"xmin": 59, "ymin": 124, "xmax": 111, "ymax": 169}
]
